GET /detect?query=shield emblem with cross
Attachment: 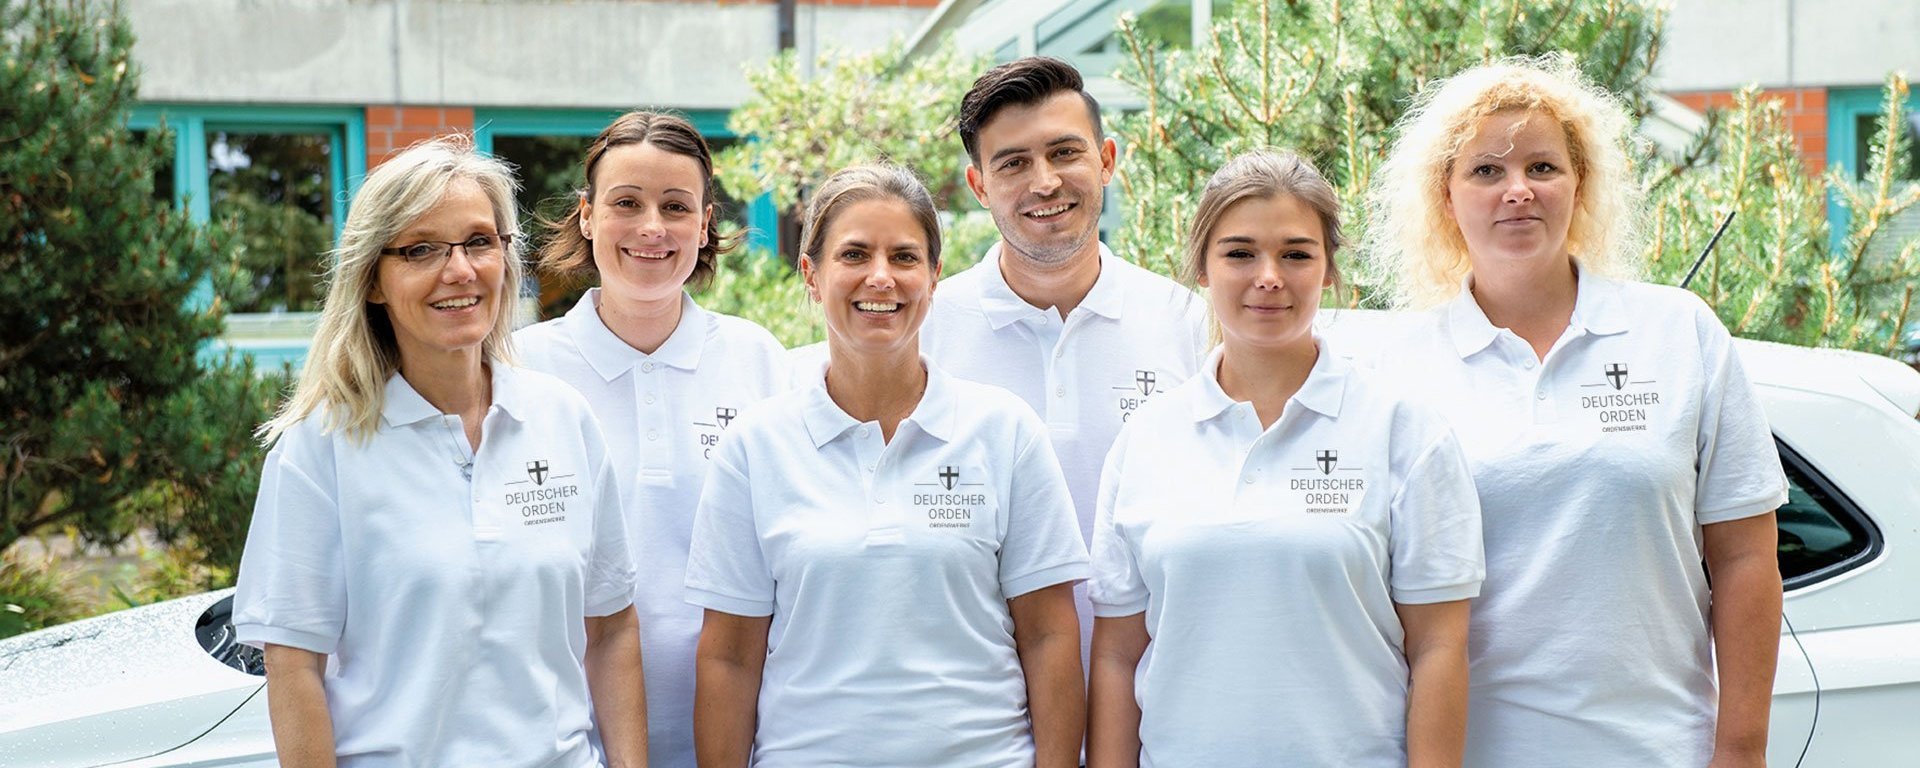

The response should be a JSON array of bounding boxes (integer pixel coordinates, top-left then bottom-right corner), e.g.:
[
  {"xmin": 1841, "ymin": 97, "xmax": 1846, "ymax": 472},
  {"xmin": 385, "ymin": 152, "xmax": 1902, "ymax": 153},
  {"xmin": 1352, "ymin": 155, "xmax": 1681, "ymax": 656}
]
[
  {"xmin": 1135, "ymin": 370, "xmax": 1157, "ymax": 396},
  {"xmin": 939, "ymin": 466, "xmax": 958, "ymax": 490},
  {"xmin": 527, "ymin": 460, "xmax": 550, "ymax": 486},
  {"xmin": 1605, "ymin": 363, "xmax": 1628, "ymax": 390},
  {"xmin": 1316, "ymin": 450, "xmax": 1337, "ymax": 475},
  {"xmin": 715, "ymin": 407, "xmax": 738, "ymax": 429}
]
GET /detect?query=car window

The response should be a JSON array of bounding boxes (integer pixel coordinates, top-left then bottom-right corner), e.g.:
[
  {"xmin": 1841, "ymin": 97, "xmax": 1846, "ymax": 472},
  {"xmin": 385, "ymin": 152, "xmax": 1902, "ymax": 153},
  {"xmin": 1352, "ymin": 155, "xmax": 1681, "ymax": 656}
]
[{"xmin": 1776, "ymin": 438, "xmax": 1882, "ymax": 590}]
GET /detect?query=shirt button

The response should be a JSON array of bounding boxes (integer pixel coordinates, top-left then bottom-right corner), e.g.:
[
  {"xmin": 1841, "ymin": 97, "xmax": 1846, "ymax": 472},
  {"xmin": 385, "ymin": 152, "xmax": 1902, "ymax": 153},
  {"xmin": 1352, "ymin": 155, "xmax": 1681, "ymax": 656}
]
[
  {"xmin": 1243, "ymin": 476, "xmax": 1255, "ymax": 484},
  {"xmin": 647, "ymin": 430, "xmax": 659, "ymax": 441},
  {"xmin": 641, "ymin": 362, "xmax": 655, "ymax": 373},
  {"xmin": 1054, "ymin": 349, "xmax": 1064, "ymax": 359},
  {"xmin": 866, "ymin": 464, "xmax": 875, "ymax": 473},
  {"xmin": 857, "ymin": 426, "xmax": 870, "ymax": 437},
  {"xmin": 1054, "ymin": 387, "xmax": 1064, "ymax": 397},
  {"xmin": 644, "ymin": 394, "xmax": 656, "ymax": 404},
  {"xmin": 1536, "ymin": 391, "xmax": 1547, "ymax": 401},
  {"xmin": 1523, "ymin": 359, "xmax": 1536, "ymax": 370}
]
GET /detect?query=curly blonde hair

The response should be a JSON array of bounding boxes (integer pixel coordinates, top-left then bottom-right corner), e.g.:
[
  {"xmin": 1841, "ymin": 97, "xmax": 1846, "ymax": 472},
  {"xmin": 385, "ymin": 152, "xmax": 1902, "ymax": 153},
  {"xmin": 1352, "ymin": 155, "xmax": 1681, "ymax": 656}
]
[{"xmin": 1364, "ymin": 53, "xmax": 1645, "ymax": 309}]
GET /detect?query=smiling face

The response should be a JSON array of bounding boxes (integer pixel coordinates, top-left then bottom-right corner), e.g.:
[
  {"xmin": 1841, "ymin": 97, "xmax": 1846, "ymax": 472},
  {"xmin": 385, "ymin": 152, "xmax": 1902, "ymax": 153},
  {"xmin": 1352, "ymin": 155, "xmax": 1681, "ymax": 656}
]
[
  {"xmin": 580, "ymin": 142, "xmax": 713, "ymax": 305},
  {"xmin": 964, "ymin": 91, "xmax": 1117, "ymax": 269},
  {"xmin": 1445, "ymin": 109, "xmax": 1580, "ymax": 274},
  {"xmin": 802, "ymin": 197, "xmax": 938, "ymax": 359},
  {"xmin": 369, "ymin": 177, "xmax": 507, "ymax": 363},
  {"xmin": 1197, "ymin": 194, "xmax": 1331, "ymax": 355}
]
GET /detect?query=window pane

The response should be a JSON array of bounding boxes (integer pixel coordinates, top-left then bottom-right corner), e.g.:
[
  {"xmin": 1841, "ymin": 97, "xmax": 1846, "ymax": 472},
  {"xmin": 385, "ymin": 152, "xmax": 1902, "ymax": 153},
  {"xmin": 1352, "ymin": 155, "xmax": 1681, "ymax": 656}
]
[
  {"xmin": 1851, "ymin": 111, "xmax": 1920, "ymax": 182},
  {"xmin": 130, "ymin": 129, "xmax": 174, "ymax": 205},
  {"xmin": 208, "ymin": 131, "xmax": 335, "ymax": 313},
  {"xmin": 1777, "ymin": 449, "xmax": 1876, "ymax": 586}
]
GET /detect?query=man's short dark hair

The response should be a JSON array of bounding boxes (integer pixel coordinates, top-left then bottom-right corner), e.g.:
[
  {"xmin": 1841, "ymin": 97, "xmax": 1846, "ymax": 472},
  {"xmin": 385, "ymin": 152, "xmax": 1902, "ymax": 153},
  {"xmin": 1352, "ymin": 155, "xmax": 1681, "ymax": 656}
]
[{"xmin": 957, "ymin": 56, "xmax": 1103, "ymax": 165}]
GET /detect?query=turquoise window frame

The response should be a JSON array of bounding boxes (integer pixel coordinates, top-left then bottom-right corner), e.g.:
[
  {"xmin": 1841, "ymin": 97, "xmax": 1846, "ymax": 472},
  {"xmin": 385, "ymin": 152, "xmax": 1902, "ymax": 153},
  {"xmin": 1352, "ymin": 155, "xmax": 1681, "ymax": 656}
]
[
  {"xmin": 125, "ymin": 104, "xmax": 367, "ymax": 241},
  {"xmin": 1826, "ymin": 85, "xmax": 1917, "ymax": 253},
  {"xmin": 473, "ymin": 108, "xmax": 778, "ymax": 254}
]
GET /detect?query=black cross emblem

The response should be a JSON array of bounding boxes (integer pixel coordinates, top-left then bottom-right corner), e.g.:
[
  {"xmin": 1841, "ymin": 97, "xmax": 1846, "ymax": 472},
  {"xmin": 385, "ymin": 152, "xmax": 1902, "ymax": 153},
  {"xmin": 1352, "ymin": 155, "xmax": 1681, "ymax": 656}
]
[
  {"xmin": 715, "ymin": 407, "xmax": 738, "ymax": 429},
  {"xmin": 1316, "ymin": 450, "xmax": 1337, "ymax": 475},
  {"xmin": 527, "ymin": 460, "xmax": 550, "ymax": 486},
  {"xmin": 939, "ymin": 466, "xmax": 958, "ymax": 490},
  {"xmin": 1605, "ymin": 363, "xmax": 1628, "ymax": 391},
  {"xmin": 1136, "ymin": 370, "xmax": 1157, "ymax": 396}
]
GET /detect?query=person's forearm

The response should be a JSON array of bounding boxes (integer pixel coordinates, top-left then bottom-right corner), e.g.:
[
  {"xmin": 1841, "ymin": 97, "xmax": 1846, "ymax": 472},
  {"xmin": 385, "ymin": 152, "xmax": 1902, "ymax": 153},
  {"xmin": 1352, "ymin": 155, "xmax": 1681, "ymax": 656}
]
[
  {"xmin": 694, "ymin": 655, "xmax": 763, "ymax": 768},
  {"xmin": 264, "ymin": 646, "xmax": 338, "ymax": 768},
  {"xmin": 586, "ymin": 608, "xmax": 649, "ymax": 768},
  {"xmin": 1710, "ymin": 557, "xmax": 1783, "ymax": 762},
  {"xmin": 1020, "ymin": 628, "xmax": 1087, "ymax": 768},
  {"xmin": 1086, "ymin": 648, "xmax": 1143, "ymax": 768},
  {"xmin": 1404, "ymin": 638, "xmax": 1468, "ymax": 768}
]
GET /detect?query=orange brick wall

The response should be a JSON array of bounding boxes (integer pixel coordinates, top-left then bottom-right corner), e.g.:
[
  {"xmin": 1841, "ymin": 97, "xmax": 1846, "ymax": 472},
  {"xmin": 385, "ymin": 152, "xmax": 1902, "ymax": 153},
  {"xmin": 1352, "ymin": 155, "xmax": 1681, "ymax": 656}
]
[
  {"xmin": 366, "ymin": 106, "xmax": 477, "ymax": 167},
  {"xmin": 1668, "ymin": 88, "xmax": 1828, "ymax": 175}
]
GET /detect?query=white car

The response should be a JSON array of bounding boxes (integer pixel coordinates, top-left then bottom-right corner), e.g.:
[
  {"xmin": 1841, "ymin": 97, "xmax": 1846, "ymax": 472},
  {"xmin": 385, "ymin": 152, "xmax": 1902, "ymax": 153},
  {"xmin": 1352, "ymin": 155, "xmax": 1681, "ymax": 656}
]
[{"xmin": 3, "ymin": 324, "xmax": 1917, "ymax": 767}]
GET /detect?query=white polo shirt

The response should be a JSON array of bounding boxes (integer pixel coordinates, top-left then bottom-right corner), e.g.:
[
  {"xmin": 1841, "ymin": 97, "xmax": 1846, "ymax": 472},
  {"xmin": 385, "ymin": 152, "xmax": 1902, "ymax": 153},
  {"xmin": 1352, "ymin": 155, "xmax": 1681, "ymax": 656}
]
[
  {"xmin": 233, "ymin": 365, "xmax": 634, "ymax": 768},
  {"xmin": 922, "ymin": 243, "xmax": 1208, "ymax": 657},
  {"xmin": 1372, "ymin": 273, "xmax": 1788, "ymax": 766},
  {"xmin": 517, "ymin": 289, "xmax": 788, "ymax": 768},
  {"xmin": 684, "ymin": 361, "xmax": 1089, "ymax": 767},
  {"xmin": 1090, "ymin": 341, "xmax": 1484, "ymax": 767}
]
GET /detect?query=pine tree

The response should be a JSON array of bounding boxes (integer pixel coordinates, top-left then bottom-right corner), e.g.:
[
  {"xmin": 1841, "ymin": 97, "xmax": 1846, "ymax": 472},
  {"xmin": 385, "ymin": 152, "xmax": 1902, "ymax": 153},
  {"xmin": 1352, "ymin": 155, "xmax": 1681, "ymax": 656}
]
[{"xmin": 0, "ymin": 0, "xmax": 280, "ymax": 567}]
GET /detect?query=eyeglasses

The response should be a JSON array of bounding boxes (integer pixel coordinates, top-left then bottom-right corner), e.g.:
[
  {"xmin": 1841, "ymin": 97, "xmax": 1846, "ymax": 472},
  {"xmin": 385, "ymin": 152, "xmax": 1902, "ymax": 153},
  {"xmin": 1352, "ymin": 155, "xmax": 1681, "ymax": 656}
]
[{"xmin": 379, "ymin": 233, "xmax": 513, "ymax": 270}]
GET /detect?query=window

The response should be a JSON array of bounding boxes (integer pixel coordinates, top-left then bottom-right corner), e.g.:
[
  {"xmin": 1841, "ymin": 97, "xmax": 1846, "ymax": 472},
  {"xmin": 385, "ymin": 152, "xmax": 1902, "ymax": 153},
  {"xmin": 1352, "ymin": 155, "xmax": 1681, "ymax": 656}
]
[
  {"xmin": 1775, "ymin": 439, "xmax": 1882, "ymax": 590},
  {"xmin": 125, "ymin": 105, "xmax": 366, "ymax": 315},
  {"xmin": 475, "ymin": 110, "xmax": 777, "ymax": 319},
  {"xmin": 1825, "ymin": 86, "xmax": 1920, "ymax": 256}
]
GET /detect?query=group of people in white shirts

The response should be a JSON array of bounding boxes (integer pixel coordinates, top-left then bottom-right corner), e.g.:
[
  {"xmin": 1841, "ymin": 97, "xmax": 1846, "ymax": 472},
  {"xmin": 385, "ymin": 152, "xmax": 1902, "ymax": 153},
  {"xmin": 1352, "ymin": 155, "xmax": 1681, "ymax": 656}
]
[{"xmin": 231, "ymin": 52, "xmax": 1789, "ymax": 768}]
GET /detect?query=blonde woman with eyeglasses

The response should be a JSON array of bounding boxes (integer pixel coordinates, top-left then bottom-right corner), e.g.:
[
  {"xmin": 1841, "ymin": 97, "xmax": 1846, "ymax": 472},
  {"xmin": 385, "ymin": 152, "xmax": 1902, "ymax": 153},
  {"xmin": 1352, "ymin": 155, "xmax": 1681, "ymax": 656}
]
[{"xmin": 232, "ymin": 136, "xmax": 648, "ymax": 767}]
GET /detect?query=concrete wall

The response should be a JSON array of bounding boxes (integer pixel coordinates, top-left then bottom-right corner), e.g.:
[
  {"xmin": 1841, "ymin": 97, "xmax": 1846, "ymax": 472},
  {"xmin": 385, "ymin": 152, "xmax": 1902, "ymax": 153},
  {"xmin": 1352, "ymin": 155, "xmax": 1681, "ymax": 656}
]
[
  {"xmin": 1658, "ymin": 0, "xmax": 1920, "ymax": 91},
  {"xmin": 127, "ymin": 0, "xmax": 932, "ymax": 109}
]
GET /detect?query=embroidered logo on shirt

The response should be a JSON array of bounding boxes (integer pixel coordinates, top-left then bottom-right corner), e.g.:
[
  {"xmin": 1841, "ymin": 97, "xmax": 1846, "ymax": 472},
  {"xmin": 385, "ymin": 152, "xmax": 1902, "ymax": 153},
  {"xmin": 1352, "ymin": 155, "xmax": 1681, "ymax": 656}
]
[
  {"xmin": 914, "ymin": 466, "xmax": 988, "ymax": 529},
  {"xmin": 504, "ymin": 459, "xmax": 579, "ymax": 526},
  {"xmin": 1291, "ymin": 450, "xmax": 1366, "ymax": 514},
  {"xmin": 693, "ymin": 405, "xmax": 741, "ymax": 459},
  {"xmin": 1578, "ymin": 362, "xmax": 1661, "ymax": 433},
  {"xmin": 1112, "ymin": 369, "xmax": 1166, "ymax": 422}
]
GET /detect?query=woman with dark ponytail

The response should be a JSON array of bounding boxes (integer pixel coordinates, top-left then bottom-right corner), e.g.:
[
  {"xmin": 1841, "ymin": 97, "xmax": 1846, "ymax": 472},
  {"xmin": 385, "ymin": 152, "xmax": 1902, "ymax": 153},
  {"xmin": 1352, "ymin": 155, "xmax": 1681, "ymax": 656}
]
[{"xmin": 516, "ymin": 111, "xmax": 789, "ymax": 768}]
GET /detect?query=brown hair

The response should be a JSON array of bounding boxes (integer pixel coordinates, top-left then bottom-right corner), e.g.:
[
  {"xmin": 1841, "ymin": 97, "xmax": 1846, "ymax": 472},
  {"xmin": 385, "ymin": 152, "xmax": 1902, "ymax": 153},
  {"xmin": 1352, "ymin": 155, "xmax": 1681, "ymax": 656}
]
[
  {"xmin": 537, "ymin": 111, "xmax": 738, "ymax": 289},
  {"xmin": 799, "ymin": 164, "xmax": 942, "ymax": 269},
  {"xmin": 1183, "ymin": 149, "xmax": 1344, "ymax": 290},
  {"xmin": 956, "ymin": 56, "xmax": 1103, "ymax": 165}
]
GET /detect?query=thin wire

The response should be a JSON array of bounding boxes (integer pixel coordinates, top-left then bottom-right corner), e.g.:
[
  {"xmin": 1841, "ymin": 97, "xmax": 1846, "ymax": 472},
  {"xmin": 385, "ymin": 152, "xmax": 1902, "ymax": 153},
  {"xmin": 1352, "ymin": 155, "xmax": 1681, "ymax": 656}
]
[{"xmin": 1783, "ymin": 609, "xmax": 1819, "ymax": 767}]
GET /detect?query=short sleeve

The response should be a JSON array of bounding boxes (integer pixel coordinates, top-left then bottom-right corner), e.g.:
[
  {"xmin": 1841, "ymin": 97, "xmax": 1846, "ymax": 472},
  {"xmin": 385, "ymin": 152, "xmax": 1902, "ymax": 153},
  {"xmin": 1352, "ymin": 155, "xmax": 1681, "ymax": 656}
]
[
  {"xmin": 1692, "ymin": 308, "xmax": 1789, "ymax": 524},
  {"xmin": 1087, "ymin": 426, "xmax": 1148, "ymax": 617},
  {"xmin": 582, "ymin": 417, "xmax": 635, "ymax": 617},
  {"xmin": 1387, "ymin": 428, "xmax": 1485, "ymax": 605},
  {"xmin": 232, "ymin": 437, "xmax": 347, "ymax": 653},
  {"xmin": 997, "ymin": 413, "xmax": 1091, "ymax": 598},
  {"xmin": 684, "ymin": 436, "xmax": 775, "ymax": 616},
  {"xmin": 1181, "ymin": 289, "xmax": 1211, "ymax": 371}
]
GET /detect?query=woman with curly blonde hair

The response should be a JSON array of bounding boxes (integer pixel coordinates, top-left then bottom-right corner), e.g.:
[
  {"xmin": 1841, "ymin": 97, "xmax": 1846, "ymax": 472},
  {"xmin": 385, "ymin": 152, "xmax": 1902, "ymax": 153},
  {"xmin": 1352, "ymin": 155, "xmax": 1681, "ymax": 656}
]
[{"xmin": 1363, "ymin": 55, "xmax": 1787, "ymax": 766}]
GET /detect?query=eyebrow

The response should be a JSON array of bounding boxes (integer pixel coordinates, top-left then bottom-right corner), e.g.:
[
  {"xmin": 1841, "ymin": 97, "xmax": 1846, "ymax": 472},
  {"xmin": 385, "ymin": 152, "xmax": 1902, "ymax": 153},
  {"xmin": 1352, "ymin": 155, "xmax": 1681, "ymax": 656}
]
[
  {"xmin": 1215, "ymin": 234, "xmax": 1321, "ymax": 246},
  {"xmin": 605, "ymin": 184, "xmax": 696, "ymax": 196},
  {"xmin": 987, "ymin": 135, "xmax": 1089, "ymax": 165}
]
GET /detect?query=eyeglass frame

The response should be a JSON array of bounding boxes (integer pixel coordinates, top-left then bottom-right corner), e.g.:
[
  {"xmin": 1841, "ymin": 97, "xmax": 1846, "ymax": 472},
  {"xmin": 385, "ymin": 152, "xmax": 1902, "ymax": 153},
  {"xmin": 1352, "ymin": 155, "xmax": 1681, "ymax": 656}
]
[{"xmin": 378, "ymin": 233, "xmax": 515, "ymax": 269}]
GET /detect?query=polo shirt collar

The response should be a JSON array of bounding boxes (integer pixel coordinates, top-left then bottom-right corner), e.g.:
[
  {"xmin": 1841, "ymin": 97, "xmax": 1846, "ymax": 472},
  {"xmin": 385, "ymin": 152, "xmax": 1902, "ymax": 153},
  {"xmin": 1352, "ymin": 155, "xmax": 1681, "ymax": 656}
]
[
  {"xmin": 975, "ymin": 242, "xmax": 1126, "ymax": 329},
  {"xmin": 564, "ymin": 289, "xmax": 708, "ymax": 382},
  {"xmin": 1444, "ymin": 266, "xmax": 1629, "ymax": 359},
  {"xmin": 380, "ymin": 362, "xmax": 529, "ymax": 428},
  {"xmin": 1185, "ymin": 337, "xmax": 1349, "ymax": 422},
  {"xmin": 799, "ymin": 356, "xmax": 957, "ymax": 448}
]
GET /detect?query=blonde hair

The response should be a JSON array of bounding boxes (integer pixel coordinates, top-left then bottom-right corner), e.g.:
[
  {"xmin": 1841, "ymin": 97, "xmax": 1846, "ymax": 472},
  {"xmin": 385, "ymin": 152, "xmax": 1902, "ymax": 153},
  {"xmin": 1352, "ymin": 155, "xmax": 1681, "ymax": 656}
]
[
  {"xmin": 798, "ymin": 164, "xmax": 942, "ymax": 268},
  {"xmin": 261, "ymin": 135, "xmax": 524, "ymax": 444},
  {"xmin": 1182, "ymin": 149, "xmax": 1344, "ymax": 287},
  {"xmin": 1365, "ymin": 53, "xmax": 1644, "ymax": 309}
]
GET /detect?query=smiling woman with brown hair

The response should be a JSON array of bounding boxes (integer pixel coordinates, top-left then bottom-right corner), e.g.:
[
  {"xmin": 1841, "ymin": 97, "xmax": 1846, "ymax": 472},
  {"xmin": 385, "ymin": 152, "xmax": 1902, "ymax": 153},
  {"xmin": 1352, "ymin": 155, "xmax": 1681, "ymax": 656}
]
[
  {"xmin": 234, "ymin": 136, "xmax": 647, "ymax": 768},
  {"xmin": 686, "ymin": 164, "xmax": 1089, "ymax": 768}
]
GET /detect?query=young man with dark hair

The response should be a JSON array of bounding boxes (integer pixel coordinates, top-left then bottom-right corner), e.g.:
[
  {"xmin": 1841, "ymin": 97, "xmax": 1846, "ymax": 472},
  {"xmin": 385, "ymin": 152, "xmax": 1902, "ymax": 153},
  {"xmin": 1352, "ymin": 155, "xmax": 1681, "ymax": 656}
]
[{"xmin": 924, "ymin": 54, "xmax": 1209, "ymax": 691}]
